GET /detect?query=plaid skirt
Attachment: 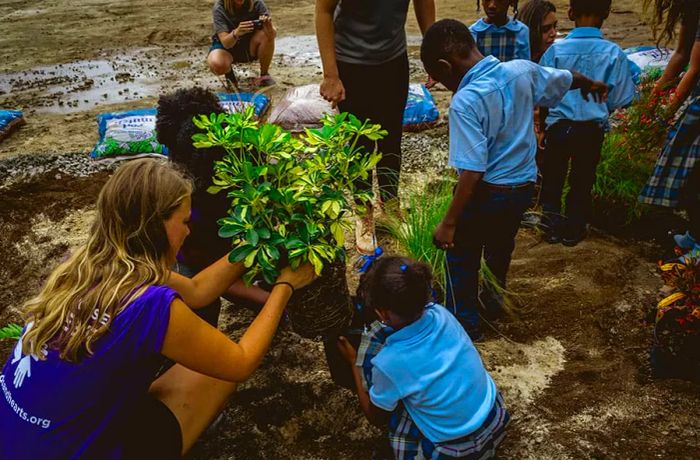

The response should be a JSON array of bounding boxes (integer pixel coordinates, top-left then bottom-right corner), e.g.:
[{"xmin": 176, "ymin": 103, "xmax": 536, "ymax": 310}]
[
  {"xmin": 639, "ymin": 94, "xmax": 700, "ymax": 208},
  {"xmin": 356, "ymin": 321, "xmax": 510, "ymax": 460}
]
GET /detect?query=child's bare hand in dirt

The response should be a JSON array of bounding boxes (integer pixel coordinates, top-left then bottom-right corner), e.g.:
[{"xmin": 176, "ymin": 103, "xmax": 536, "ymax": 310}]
[
  {"xmin": 276, "ymin": 263, "xmax": 317, "ymax": 291},
  {"xmin": 581, "ymin": 80, "xmax": 608, "ymax": 104},
  {"xmin": 320, "ymin": 76, "xmax": 346, "ymax": 108},
  {"xmin": 337, "ymin": 336, "xmax": 358, "ymax": 365}
]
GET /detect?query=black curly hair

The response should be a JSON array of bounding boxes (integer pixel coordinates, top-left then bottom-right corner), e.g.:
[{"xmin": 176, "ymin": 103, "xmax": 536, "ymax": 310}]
[
  {"xmin": 156, "ymin": 87, "xmax": 226, "ymax": 191},
  {"xmin": 476, "ymin": 0, "xmax": 519, "ymax": 18},
  {"xmin": 357, "ymin": 256, "xmax": 433, "ymax": 319},
  {"xmin": 156, "ymin": 87, "xmax": 231, "ymax": 267}
]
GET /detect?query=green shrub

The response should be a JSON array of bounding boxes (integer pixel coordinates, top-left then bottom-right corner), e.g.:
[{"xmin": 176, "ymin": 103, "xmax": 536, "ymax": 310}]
[
  {"xmin": 193, "ymin": 108, "xmax": 384, "ymax": 284},
  {"xmin": 592, "ymin": 76, "xmax": 675, "ymax": 222}
]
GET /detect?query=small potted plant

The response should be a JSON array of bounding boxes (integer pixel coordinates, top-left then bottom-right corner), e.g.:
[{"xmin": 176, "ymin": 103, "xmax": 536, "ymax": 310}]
[
  {"xmin": 649, "ymin": 257, "xmax": 700, "ymax": 382},
  {"xmin": 192, "ymin": 107, "xmax": 385, "ymax": 338}
]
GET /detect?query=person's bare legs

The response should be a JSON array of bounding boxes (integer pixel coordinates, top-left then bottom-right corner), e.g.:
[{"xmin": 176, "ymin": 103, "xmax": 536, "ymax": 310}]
[
  {"xmin": 149, "ymin": 364, "xmax": 237, "ymax": 455},
  {"xmin": 207, "ymin": 49, "xmax": 234, "ymax": 76},
  {"xmin": 249, "ymin": 29, "xmax": 275, "ymax": 76}
]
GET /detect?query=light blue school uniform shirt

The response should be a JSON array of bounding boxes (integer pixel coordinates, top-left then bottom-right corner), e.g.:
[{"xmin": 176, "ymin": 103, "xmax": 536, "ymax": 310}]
[
  {"xmin": 469, "ymin": 17, "xmax": 531, "ymax": 61},
  {"xmin": 539, "ymin": 27, "xmax": 636, "ymax": 127},
  {"xmin": 449, "ymin": 56, "xmax": 572, "ymax": 185},
  {"xmin": 369, "ymin": 303, "xmax": 497, "ymax": 443}
]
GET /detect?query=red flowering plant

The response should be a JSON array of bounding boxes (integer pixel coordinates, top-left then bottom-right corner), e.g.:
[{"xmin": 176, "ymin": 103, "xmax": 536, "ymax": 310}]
[
  {"xmin": 651, "ymin": 258, "xmax": 700, "ymax": 357},
  {"xmin": 593, "ymin": 74, "xmax": 676, "ymax": 222}
]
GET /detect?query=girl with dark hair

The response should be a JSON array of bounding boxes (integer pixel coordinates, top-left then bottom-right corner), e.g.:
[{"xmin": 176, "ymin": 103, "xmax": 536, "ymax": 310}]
[
  {"xmin": 337, "ymin": 256, "xmax": 509, "ymax": 459},
  {"xmin": 518, "ymin": 0, "xmax": 558, "ymax": 62},
  {"xmin": 640, "ymin": 0, "xmax": 700, "ymax": 258},
  {"xmin": 156, "ymin": 87, "xmax": 270, "ymax": 327}
]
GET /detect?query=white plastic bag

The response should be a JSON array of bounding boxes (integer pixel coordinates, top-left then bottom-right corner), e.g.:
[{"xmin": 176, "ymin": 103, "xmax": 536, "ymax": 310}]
[{"xmin": 268, "ymin": 84, "xmax": 337, "ymax": 131}]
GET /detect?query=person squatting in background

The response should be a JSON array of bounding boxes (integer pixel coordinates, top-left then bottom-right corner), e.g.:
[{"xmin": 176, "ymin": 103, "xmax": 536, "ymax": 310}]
[
  {"xmin": 421, "ymin": 19, "xmax": 609, "ymax": 341},
  {"xmin": 539, "ymin": 0, "xmax": 636, "ymax": 247},
  {"xmin": 469, "ymin": 0, "xmax": 530, "ymax": 62},
  {"xmin": 337, "ymin": 256, "xmax": 509, "ymax": 460},
  {"xmin": 207, "ymin": 0, "xmax": 277, "ymax": 89}
]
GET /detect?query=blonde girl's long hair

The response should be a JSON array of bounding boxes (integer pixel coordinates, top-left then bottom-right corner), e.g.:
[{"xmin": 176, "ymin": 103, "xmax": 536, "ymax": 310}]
[
  {"xmin": 22, "ymin": 159, "xmax": 192, "ymax": 362},
  {"xmin": 224, "ymin": 0, "xmax": 253, "ymax": 16}
]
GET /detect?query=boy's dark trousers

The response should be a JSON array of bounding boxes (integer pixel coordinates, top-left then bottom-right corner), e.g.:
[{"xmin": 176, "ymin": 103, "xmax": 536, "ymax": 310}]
[
  {"xmin": 445, "ymin": 182, "xmax": 534, "ymax": 330},
  {"xmin": 540, "ymin": 120, "xmax": 606, "ymax": 231}
]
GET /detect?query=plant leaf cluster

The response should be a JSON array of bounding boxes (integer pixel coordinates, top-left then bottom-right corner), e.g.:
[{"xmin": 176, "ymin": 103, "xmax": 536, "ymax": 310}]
[{"xmin": 192, "ymin": 107, "xmax": 385, "ymax": 284}]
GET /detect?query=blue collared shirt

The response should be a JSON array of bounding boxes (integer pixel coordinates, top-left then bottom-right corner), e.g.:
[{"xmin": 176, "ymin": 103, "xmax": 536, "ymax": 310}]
[
  {"xmin": 540, "ymin": 27, "xmax": 636, "ymax": 126},
  {"xmin": 469, "ymin": 17, "xmax": 531, "ymax": 61},
  {"xmin": 449, "ymin": 56, "xmax": 572, "ymax": 185},
  {"xmin": 369, "ymin": 304, "xmax": 498, "ymax": 443}
]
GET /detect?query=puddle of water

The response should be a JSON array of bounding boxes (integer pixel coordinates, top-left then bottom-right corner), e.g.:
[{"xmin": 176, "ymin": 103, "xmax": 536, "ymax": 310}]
[
  {"xmin": 0, "ymin": 34, "xmax": 425, "ymax": 115},
  {"xmin": 0, "ymin": 50, "xmax": 163, "ymax": 114}
]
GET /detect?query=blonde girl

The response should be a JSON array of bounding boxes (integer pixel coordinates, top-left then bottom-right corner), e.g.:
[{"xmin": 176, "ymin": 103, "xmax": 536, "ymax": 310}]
[{"xmin": 0, "ymin": 159, "xmax": 314, "ymax": 459}]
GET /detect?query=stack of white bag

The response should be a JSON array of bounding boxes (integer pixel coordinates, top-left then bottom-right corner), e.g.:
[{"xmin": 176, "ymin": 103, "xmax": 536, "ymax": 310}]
[{"xmin": 268, "ymin": 84, "xmax": 337, "ymax": 131}]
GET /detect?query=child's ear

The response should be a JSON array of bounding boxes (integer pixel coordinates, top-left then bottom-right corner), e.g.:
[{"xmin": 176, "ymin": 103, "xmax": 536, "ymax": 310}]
[
  {"xmin": 436, "ymin": 58, "xmax": 453, "ymax": 77},
  {"xmin": 374, "ymin": 308, "xmax": 389, "ymax": 323},
  {"xmin": 567, "ymin": 7, "xmax": 575, "ymax": 22}
]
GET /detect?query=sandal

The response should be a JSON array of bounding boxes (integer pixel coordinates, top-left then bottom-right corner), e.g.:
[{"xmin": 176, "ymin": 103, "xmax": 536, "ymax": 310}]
[{"xmin": 255, "ymin": 74, "xmax": 277, "ymax": 88}]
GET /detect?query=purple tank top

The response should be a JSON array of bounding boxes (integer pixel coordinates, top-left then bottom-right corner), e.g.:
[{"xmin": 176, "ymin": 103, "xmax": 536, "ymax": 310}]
[{"xmin": 0, "ymin": 285, "xmax": 179, "ymax": 459}]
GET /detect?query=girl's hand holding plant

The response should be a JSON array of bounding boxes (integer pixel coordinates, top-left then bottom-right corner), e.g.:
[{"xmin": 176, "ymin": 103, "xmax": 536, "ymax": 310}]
[{"xmin": 275, "ymin": 263, "xmax": 318, "ymax": 292}]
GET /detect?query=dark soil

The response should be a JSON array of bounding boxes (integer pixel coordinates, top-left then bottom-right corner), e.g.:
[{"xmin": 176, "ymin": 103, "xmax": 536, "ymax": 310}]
[{"xmin": 1, "ymin": 171, "xmax": 698, "ymax": 459}]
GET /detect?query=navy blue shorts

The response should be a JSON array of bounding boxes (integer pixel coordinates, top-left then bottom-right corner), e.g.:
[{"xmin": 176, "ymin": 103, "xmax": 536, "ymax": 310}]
[{"xmin": 209, "ymin": 33, "xmax": 254, "ymax": 63}]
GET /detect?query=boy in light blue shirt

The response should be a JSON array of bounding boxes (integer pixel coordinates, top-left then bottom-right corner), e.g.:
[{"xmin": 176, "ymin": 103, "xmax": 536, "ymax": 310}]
[
  {"xmin": 420, "ymin": 19, "xmax": 607, "ymax": 340},
  {"xmin": 469, "ymin": 0, "xmax": 530, "ymax": 61},
  {"xmin": 539, "ymin": 0, "xmax": 636, "ymax": 246}
]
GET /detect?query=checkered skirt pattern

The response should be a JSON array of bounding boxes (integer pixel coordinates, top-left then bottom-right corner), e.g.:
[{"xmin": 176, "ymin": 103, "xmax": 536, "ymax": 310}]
[
  {"xmin": 640, "ymin": 94, "xmax": 700, "ymax": 208},
  {"xmin": 356, "ymin": 320, "xmax": 510, "ymax": 459}
]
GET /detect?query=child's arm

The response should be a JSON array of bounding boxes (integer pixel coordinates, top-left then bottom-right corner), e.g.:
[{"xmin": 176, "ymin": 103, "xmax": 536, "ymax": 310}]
[
  {"xmin": 337, "ymin": 337, "xmax": 392, "ymax": 427},
  {"xmin": 569, "ymin": 71, "xmax": 608, "ymax": 103},
  {"xmin": 656, "ymin": 9, "xmax": 699, "ymax": 95},
  {"xmin": 167, "ymin": 254, "xmax": 247, "ymax": 308},
  {"xmin": 433, "ymin": 170, "xmax": 483, "ymax": 250},
  {"xmin": 668, "ymin": 40, "xmax": 700, "ymax": 112}
]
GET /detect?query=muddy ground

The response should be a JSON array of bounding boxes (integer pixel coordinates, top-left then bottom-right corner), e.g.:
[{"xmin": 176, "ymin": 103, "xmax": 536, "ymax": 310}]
[{"xmin": 2, "ymin": 0, "xmax": 699, "ymax": 459}]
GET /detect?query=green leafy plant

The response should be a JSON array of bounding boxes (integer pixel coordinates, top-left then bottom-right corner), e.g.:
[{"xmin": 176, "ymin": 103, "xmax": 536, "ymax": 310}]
[
  {"xmin": 378, "ymin": 179, "xmax": 515, "ymax": 311},
  {"xmin": 192, "ymin": 107, "xmax": 384, "ymax": 285},
  {"xmin": 592, "ymin": 75, "xmax": 675, "ymax": 222},
  {"xmin": 0, "ymin": 324, "xmax": 22, "ymax": 340}
]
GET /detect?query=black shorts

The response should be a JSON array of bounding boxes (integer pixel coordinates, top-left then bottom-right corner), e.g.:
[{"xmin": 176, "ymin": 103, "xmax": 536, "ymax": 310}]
[
  {"xmin": 120, "ymin": 394, "xmax": 183, "ymax": 459},
  {"xmin": 210, "ymin": 33, "xmax": 254, "ymax": 63}
]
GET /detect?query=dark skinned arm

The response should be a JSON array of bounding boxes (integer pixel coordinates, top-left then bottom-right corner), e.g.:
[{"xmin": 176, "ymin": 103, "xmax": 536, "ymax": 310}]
[
  {"xmin": 569, "ymin": 71, "xmax": 609, "ymax": 103},
  {"xmin": 433, "ymin": 170, "xmax": 483, "ymax": 249},
  {"xmin": 337, "ymin": 336, "xmax": 391, "ymax": 427}
]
